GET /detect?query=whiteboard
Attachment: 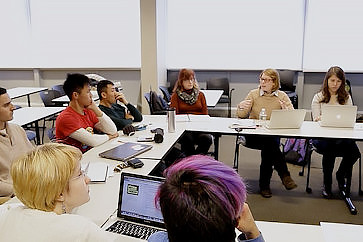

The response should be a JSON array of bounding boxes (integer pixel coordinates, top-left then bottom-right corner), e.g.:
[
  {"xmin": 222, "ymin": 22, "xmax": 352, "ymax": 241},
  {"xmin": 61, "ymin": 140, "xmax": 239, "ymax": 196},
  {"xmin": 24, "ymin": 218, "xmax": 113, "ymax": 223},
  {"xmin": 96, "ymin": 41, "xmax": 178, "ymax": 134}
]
[
  {"xmin": 0, "ymin": 0, "xmax": 141, "ymax": 68},
  {"xmin": 303, "ymin": 0, "xmax": 363, "ymax": 72},
  {"xmin": 166, "ymin": 0, "xmax": 305, "ymax": 70}
]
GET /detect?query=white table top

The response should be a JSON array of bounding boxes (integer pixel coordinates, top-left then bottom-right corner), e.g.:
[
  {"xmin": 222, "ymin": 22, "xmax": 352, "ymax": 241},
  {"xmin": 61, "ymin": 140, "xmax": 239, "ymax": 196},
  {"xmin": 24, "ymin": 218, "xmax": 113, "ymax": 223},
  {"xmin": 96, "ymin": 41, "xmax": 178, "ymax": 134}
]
[
  {"xmin": 200, "ymin": 89, "xmax": 223, "ymax": 107},
  {"xmin": 52, "ymin": 90, "xmax": 99, "ymax": 103},
  {"xmin": 8, "ymin": 87, "xmax": 48, "ymax": 99},
  {"xmin": 320, "ymin": 222, "xmax": 363, "ymax": 242},
  {"xmin": 10, "ymin": 107, "xmax": 65, "ymax": 126}
]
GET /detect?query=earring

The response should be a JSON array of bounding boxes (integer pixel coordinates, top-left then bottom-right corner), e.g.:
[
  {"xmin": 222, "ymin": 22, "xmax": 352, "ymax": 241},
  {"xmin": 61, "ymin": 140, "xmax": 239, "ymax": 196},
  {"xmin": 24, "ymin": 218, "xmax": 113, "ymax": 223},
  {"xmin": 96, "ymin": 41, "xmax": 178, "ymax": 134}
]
[{"xmin": 62, "ymin": 202, "xmax": 67, "ymax": 214}]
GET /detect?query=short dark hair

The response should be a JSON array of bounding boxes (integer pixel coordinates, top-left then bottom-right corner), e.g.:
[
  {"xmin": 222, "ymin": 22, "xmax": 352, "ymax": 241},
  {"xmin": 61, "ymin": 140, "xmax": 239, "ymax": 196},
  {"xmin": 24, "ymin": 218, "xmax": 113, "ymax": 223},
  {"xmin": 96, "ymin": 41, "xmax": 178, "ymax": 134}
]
[
  {"xmin": 156, "ymin": 155, "xmax": 246, "ymax": 242},
  {"xmin": 97, "ymin": 80, "xmax": 114, "ymax": 100},
  {"xmin": 0, "ymin": 87, "xmax": 7, "ymax": 96},
  {"xmin": 63, "ymin": 73, "xmax": 90, "ymax": 100}
]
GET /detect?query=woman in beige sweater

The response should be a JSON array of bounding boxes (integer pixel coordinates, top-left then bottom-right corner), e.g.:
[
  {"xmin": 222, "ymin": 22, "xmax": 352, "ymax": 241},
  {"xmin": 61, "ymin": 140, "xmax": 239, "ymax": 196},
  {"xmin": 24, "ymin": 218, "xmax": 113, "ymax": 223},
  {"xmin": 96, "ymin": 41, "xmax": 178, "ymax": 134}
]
[{"xmin": 237, "ymin": 68, "xmax": 296, "ymax": 198}]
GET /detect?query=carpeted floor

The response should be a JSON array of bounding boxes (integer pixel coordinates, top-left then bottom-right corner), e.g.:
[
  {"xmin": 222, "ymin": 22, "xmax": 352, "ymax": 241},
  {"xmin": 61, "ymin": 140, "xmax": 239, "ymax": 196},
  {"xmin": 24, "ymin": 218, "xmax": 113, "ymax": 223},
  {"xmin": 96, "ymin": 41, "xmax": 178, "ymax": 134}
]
[{"xmin": 218, "ymin": 135, "xmax": 363, "ymax": 225}]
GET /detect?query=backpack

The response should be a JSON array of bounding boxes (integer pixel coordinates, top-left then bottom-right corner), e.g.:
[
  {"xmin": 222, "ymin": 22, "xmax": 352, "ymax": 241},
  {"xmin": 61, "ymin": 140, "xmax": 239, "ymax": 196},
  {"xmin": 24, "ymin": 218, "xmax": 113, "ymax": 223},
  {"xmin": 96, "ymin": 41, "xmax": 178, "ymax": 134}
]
[
  {"xmin": 150, "ymin": 91, "xmax": 167, "ymax": 114},
  {"xmin": 283, "ymin": 138, "xmax": 308, "ymax": 166}
]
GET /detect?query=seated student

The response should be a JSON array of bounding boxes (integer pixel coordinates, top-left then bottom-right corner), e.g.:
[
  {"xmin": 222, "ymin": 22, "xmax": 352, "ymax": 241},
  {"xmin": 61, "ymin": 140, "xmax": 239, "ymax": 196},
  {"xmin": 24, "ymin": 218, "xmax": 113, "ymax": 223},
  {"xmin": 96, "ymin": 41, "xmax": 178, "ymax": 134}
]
[
  {"xmin": 170, "ymin": 69, "xmax": 212, "ymax": 156},
  {"xmin": 311, "ymin": 66, "xmax": 360, "ymax": 198},
  {"xmin": 0, "ymin": 87, "xmax": 33, "ymax": 203},
  {"xmin": 0, "ymin": 143, "xmax": 118, "ymax": 241},
  {"xmin": 148, "ymin": 155, "xmax": 264, "ymax": 242},
  {"xmin": 55, "ymin": 73, "xmax": 118, "ymax": 153},
  {"xmin": 97, "ymin": 79, "xmax": 143, "ymax": 131},
  {"xmin": 237, "ymin": 68, "xmax": 297, "ymax": 198}
]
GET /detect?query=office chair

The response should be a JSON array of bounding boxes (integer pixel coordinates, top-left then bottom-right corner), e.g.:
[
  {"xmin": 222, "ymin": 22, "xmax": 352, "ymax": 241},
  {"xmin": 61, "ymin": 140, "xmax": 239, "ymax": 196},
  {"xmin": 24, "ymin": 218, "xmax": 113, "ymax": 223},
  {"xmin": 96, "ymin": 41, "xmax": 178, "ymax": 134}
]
[
  {"xmin": 278, "ymin": 70, "xmax": 298, "ymax": 109},
  {"xmin": 206, "ymin": 77, "xmax": 234, "ymax": 118},
  {"xmin": 26, "ymin": 130, "xmax": 37, "ymax": 145},
  {"xmin": 39, "ymin": 89, "xmax": 63, "ymax": 143},
  {"xmin": 51, "ymin": 84, "xmax": 65, "ymax": 96},
  {"xmin": 304, "ymin": 140, "xmax": 362, "ymax": 214}
]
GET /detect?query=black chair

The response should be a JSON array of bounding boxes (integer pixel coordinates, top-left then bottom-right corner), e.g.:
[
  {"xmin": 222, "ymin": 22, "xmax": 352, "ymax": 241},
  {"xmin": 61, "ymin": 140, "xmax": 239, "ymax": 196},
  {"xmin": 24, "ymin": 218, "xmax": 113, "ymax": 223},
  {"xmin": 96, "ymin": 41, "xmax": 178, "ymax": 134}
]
[
  {"xmin": 278, "ymin": 70, "xmax": 298, "ymax": 109},
  {"xmin": 39, "ymin": 89, "xmax": 63, "ymax": 143},
  {"xmin": 159, "ymin": 86, "xmax": 171, "ymax": 103},
  {"xmin": 206, "ymin": 77, "xmax": 235, "ymax": 118},
  {"xmin": 304, "ymin": 140, "xmax": 362, "ymax": 214},
  {"xmin": 51, "ymin": 84, "xmax": 65, "ymax": 96}
]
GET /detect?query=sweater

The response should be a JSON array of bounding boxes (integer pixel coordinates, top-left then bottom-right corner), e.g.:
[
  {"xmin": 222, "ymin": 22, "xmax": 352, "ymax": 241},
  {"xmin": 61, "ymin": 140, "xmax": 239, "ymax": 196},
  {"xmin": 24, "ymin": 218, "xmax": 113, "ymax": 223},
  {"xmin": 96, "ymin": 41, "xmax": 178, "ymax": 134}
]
[
  {"xmin": 99, "ymin": 103, "xmax": 143, "ymax": 130},
  {"xmin": 0, "ymin": 205, "xmax": 119, "ymax": 242},
  {"xmin": 236, "ymin": 88, "xmax": 293, "ymax": 120},
  {"xmin": 170, "ymin": 91, "xmax": 208, "ymax": 115},
  {"xmin": 0, "ymin": 123, "xmax": 33, "ymax": 197},
  {"xmin": 311, "ymin": 91, "xmax": 353, "ymax": 121}
]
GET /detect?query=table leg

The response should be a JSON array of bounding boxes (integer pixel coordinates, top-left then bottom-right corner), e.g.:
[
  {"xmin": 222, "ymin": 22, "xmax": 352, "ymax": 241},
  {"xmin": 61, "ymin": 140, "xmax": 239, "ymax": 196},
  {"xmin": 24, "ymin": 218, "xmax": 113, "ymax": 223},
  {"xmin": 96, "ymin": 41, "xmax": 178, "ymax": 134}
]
[
  {"xmin": 27, "ymin": 94, "xmax": 31, "ymax": 107},
  {"xmin": 214, "ymin": 134, "xmax": 220, "ymax": 160},
  {"xmin": 34, "ymin": 121, "xmax": 41, "ymax": 144}
]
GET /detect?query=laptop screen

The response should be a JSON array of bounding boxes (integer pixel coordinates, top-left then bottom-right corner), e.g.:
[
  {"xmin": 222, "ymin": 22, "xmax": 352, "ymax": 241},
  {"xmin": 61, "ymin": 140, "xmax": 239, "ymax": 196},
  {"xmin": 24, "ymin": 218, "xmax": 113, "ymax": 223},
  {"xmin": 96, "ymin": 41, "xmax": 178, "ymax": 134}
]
[{"xmin": 118, "ymin": 172, "xmax": 165, "ymax": 228}]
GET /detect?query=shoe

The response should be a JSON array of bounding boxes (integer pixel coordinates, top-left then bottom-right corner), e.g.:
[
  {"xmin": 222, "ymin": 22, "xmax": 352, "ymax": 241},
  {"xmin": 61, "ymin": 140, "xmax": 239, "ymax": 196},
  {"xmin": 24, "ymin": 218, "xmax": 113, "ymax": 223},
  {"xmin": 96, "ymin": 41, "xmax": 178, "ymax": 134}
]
[
  {"xmin": 322, "ymin": 186, "xmax": 332, "ymax": 199},
  {"xmin": 281, "ymin": 175, "xmax": 297, "ymax": 190},
  {"xmin": 260, "ymin": 188, "xmax": 272, "ymax": 198}
]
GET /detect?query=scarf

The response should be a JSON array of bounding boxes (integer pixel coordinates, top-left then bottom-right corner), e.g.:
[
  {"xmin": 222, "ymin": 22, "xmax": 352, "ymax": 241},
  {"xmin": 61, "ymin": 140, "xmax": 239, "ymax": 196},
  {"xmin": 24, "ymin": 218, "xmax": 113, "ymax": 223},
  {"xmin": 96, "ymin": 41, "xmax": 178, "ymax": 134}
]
[{"xmin": 176, "ymin": 88, "xmax": 199, "ymax": 105}]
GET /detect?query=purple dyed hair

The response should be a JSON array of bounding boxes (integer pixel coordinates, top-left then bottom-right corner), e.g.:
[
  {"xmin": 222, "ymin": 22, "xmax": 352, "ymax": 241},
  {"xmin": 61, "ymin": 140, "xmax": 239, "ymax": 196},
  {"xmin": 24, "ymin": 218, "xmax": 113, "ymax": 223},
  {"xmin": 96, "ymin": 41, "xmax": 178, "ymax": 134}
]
[{"xmin": 155, "ymin": 155, "xmax": 246, "ymax": 242}]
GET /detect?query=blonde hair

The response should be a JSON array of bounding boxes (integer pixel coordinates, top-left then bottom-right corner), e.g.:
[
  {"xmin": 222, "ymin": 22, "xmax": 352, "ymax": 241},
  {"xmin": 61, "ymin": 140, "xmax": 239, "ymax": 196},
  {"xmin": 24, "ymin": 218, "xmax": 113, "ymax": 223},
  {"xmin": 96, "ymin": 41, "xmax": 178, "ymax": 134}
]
[
  {"xmin": 11, "ymin": 143, "xmax": 82, "ymax": 212},
  {"xmin": 260, "ymin": 68, "xmax": 280, "ymax": 92}
]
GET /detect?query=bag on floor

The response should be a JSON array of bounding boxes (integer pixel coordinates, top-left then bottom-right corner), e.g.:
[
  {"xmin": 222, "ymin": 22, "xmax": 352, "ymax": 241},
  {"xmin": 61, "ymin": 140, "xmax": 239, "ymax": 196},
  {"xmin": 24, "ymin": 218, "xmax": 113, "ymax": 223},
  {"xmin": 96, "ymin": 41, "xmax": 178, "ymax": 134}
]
[{"xmin": 283, "ymin": 138, "xmax": 308, "ymax": 166}]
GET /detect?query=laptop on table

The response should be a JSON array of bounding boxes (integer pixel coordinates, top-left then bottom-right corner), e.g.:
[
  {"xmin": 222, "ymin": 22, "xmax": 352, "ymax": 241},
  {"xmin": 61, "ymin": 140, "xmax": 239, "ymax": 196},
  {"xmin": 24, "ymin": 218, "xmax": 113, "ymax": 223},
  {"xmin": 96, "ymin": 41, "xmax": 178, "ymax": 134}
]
[
  {"xmin": 319, "ymin": 105, "xmax": 357, "ymax": 128},
  {"xmin": 105, "ymin": 172, "xmax": 165, "ymax": 240},
  {"xmin": 99, "ymin": 142, "xmax": 152, "ymax": 162},
  {"xmin": 266, "ymin": 109, "xmax": 306, "ymax": 129}
]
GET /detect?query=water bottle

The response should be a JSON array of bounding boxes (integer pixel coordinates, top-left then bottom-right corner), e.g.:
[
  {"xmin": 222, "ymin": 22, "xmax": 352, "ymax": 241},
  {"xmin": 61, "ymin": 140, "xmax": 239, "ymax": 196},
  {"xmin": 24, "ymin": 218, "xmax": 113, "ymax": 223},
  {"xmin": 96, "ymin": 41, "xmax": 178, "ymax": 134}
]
[
  {"xmin": 259, "ymin": 108, "xmax": 267, "ymax": 127},
  {"xmin": 167, "ymin": 107, "xmax": 176, "ymax": 133}
]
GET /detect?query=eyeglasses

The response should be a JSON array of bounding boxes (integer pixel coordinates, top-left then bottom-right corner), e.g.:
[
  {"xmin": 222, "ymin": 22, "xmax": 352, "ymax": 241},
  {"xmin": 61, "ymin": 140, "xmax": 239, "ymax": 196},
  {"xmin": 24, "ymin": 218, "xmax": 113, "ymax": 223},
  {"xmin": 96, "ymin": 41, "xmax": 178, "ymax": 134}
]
[
  {"xmin": 260, "ymin": 77, "xmax": 273, "ymax": 83},
  {"xmin": 71, "ymin": 162, "xmax": 89, "ymax": 181}
]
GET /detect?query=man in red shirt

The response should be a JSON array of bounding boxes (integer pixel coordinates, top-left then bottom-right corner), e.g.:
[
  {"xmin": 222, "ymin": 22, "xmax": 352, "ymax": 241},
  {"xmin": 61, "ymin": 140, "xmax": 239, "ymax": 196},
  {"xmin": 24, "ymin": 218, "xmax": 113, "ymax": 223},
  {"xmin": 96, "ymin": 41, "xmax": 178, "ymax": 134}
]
[{"xmin": 55, "ymin": 73, "xmax": 118, "ymax": 152}]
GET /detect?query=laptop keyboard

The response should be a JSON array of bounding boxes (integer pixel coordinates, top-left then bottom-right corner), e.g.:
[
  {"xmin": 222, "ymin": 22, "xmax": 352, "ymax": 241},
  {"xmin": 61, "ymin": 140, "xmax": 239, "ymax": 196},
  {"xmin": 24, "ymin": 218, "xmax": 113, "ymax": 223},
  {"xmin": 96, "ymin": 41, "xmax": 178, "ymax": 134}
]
[{"xmin": 106, "ymin": 220, "xmax": 162, "ymax": 240}]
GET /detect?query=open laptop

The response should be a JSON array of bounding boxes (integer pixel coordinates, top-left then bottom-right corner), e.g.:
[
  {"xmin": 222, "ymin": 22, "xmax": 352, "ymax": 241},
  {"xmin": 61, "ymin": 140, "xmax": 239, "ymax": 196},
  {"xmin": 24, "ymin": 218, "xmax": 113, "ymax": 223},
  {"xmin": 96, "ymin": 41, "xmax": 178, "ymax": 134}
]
[
  {"xmin": 319, "ymin": 105, "xmax": 357, "ymax": 128},
  {"xmin": 105, "ymin": 172, "xmax": 165, "ymax": 240},
  {"xmin": 266, "ymin": 109, "xmax": 306, "ymax": 129},
  {"xmin": 99, "ymin": 142, "xmax": 152, "ymax": 162}
]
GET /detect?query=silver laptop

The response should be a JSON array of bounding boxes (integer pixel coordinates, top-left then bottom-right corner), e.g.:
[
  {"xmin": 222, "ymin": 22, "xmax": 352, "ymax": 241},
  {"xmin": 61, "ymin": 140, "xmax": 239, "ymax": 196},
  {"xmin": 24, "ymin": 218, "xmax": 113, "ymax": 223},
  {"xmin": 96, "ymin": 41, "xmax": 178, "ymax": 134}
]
[
  {"xmin": 105, "ymin": 172, "xmax": 165, "ymax": 240},
  {"xmin": 319, "ymin": 105, "xmax": 357, "ymax": 128},
  {"xmin": 266, "ymin": 109, "xmax": 306, "ymax": 129}
]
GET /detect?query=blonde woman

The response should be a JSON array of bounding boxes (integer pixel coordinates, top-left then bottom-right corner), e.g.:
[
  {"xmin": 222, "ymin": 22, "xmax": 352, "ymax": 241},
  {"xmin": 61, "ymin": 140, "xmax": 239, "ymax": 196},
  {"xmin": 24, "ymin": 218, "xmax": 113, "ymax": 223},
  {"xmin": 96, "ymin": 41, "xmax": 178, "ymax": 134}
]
[
  {"xmin": 237, "ymin": 68, "xmax": 296, "ymax": 198},
  {"xmin": 0, "ymin": 143, "xmax": 118, "ymax": 241}
]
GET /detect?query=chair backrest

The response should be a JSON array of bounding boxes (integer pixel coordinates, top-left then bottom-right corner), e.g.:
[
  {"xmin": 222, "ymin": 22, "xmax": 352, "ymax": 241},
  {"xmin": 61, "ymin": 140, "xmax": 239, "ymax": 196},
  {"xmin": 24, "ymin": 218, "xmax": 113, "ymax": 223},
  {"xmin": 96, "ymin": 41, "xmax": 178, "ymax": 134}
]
[
  {"xmin": 345, "ymin": 79, "xmax": 354, "ymax": 104},
  {"xmin": 167, "ymin": 72, "xmax": 179, "ymax": 94},
  {"xmin": 206, "ymin": 78, "xmax": 229, "ymax": 96},
  {"xmin": 51, "ymin": 84, "xmax": 65, "ymax": 96},
  {"xmin": 278, "ymin": 70, "xmax": 296, "ymax": 92},
  {"xmin": 39, "ymin": 90, "xmax": 62, "ymax": 107},
  {"xmin": 159, "ymin": 86, "xmax": 171, "ymax": 103}
]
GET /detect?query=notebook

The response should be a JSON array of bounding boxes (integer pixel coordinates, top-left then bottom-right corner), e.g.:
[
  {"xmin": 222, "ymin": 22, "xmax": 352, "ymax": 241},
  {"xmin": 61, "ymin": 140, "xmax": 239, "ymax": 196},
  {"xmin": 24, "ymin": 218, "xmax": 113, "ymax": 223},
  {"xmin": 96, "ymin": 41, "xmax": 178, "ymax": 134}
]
[
  {"xmin": 105, "ymin": 172, "xmax": 165, "ymax": 240},
  {"xmin": 319, "ymin": 105, "xmax": 357, "ymax": 128},
  {"xmin": 266, "ymin": 109, "xmax": 306, "ymax": 129},
  {"xmin": 99, "ymin": 142, "xmax": 152, "ymax": 162}
]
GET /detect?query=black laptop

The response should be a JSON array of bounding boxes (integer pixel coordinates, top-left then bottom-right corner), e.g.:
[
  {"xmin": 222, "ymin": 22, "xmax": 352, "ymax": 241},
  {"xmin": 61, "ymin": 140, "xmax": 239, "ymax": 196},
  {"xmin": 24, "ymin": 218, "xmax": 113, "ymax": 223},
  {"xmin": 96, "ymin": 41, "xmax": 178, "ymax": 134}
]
[{"xmin": 105, "ymin": 172, "xmax": 165, "ymax": 240}]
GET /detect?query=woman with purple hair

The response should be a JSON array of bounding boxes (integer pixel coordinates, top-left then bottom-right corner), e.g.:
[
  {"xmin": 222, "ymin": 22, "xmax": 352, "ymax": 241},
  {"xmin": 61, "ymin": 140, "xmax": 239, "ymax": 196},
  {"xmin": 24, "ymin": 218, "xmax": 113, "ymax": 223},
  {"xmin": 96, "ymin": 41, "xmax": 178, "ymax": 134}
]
[{"xmin": 148, "ymin": 155, "xmax": 264, "ymax": 242}]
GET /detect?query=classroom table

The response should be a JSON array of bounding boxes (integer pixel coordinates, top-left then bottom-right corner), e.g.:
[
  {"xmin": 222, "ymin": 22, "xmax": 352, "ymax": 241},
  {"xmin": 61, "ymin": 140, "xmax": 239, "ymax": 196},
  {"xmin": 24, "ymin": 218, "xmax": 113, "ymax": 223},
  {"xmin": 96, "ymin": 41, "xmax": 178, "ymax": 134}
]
[
  {"xmin": 200, "ymin": 89, "xmax": 223, "ymax": 107},
  {"xmin": 10, "ymin": 106, "xmax": 65, "ymax": 144},
  {"xmin": 8, "ymin": 87, "xmax": 48, "ymax": 107},
  {"xmin": 51, "ymin": 90, "xmax": 99, "ymax": 105}
]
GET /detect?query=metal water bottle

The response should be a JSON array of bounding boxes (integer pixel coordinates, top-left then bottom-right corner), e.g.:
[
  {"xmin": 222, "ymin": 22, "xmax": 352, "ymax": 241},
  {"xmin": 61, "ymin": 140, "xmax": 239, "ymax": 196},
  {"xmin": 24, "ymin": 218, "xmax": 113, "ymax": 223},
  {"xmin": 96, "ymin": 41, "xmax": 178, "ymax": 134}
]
[{"xmin": 167, "ymin": 107, "xmax": 176, "ymax": 133}]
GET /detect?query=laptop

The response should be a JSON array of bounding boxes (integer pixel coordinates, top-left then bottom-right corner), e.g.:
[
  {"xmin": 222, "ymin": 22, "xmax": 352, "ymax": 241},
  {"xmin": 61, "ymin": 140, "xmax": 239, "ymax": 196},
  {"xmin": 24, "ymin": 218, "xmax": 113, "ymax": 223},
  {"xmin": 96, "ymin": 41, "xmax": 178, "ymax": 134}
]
[
  {"xmin": 99, "ymin": 142, "xmax": 152, "ymax": 162},
  {"xmin": 105, "ymin": 172, "xmax": 165, "ymax": 240},
  {"xmin": 266, "ymin": 109, "xmax": 306, "ymax": 129},
  {"xmin": 319, "ymin": 105, "xmax": 357, "ymax": 128}
]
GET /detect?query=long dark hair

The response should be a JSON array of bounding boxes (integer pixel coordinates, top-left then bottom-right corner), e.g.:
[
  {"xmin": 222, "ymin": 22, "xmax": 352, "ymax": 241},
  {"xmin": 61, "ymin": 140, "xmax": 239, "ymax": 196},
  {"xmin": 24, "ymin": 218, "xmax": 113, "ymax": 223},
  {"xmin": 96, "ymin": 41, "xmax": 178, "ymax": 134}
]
[{"xmin": 320, "ymin": 66, "xmax": 349, "ymax": 104}]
